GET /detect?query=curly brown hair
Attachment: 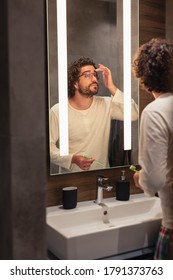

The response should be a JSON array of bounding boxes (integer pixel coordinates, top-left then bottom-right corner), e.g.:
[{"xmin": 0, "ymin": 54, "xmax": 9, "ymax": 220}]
[
  {"xmin": 132, "ymin": 38, "xmax": 173, "ymax": 93},
  {"xmin": 68, "ymin": 57, "xmax": 97, "ymax": 98}
]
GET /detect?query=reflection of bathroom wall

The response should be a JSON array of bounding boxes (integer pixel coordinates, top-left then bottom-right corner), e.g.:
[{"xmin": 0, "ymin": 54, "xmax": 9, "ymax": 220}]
[
  {"xmin": 48, "ymin": 0, "xmax": 138, "ymax": 107},
  {"xmin": 109, "ymin": 120, "xmax": 138, "ymax": 166},
  {"xmin": 48, "ymin": 0, "xmax": 119, "ymax": 107},
  {"xmin": 67, "ymin": 0, "xmax": 118, "ymax": 97}
]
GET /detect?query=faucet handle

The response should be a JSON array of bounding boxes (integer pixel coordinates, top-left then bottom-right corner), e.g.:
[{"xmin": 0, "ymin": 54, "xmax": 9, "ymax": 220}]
[
  {"xmin": 97, "ymin": 175, "xmax": 108, "ymax": 184},
  {"xmin": 106, "ymin": 186, "xmax": 113, "ymax": 191}
]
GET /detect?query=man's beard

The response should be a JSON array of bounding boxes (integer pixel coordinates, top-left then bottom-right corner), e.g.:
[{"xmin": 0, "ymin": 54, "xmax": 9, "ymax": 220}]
[{"xmin": 78, "ymin": 83, "xmax": 99, "ymax": 98}]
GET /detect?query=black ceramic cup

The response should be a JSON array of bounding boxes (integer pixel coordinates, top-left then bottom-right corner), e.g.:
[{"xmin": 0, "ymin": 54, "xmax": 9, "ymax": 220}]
[{"xmin": 62, "ymin": 186, "xmax": 78, "ymax": 209}]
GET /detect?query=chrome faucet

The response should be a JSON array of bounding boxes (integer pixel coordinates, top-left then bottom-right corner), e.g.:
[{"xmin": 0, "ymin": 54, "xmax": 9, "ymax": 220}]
[{"xmin": 95, "ymin": 175, "xmax": 113, "ymax": 205}]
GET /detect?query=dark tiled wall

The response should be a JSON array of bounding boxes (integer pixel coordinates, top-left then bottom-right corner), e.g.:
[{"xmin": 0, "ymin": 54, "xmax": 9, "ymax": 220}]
[{"xmin": 0, "ymin": 0, "xmax": 47, "ymax": 259}]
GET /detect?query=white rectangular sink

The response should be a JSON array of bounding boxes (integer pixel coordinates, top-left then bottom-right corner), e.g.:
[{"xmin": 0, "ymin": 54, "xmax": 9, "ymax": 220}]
[{"xmin": 46, "ymin": 194, "xmax": 162, "ymax": 259}]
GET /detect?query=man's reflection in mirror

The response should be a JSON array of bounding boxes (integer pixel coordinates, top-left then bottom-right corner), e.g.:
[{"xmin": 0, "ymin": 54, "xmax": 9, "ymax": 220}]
[{"xmin": 49, "ymin": 57, "xmax": 138, "ymax": 173}]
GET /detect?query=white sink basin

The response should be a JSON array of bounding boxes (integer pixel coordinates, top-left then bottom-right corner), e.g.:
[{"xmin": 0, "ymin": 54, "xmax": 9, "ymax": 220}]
[{"xmin": 46, "ymin": 193, "xmax": 162, "ymax": 259}]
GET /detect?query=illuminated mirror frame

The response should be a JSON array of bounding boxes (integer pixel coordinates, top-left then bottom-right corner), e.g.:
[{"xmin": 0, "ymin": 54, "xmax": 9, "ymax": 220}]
[{"xmin": 56, "ymin": 0, "xmax": 132, "ymax": 155}]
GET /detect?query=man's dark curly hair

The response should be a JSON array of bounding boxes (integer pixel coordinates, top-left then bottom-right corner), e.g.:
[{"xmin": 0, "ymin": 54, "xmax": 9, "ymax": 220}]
[
  {"xmin": 132, "ymin": 38, "xmax": 173, "ymax": 93},
  {"xmin": 68, "ymin": 57, "xmax": 97, "ymax": 98}
]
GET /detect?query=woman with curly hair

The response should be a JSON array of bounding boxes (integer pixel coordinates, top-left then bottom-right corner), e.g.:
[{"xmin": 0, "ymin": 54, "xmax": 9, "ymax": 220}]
[{"xmin": 132, "ymin": 38, "xmax": 173, "ymax": 259}]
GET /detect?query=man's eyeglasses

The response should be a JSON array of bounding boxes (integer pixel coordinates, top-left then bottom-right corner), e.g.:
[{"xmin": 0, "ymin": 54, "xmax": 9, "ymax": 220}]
[{"xmin": 78, "ymin": 71, "xmax": 99, "ymax": 80}]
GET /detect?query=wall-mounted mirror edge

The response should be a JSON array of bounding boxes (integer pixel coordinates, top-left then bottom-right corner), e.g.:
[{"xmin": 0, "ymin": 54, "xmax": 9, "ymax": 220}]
[{"xmin": 47, "ymin": 0, "xmax": 139, "ymax": 175}]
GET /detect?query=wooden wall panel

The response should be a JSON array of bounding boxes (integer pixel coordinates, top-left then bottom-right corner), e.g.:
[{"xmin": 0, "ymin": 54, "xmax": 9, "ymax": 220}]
[
  {"xmin": 139, "ymin": 0, "xmax": 165, "ymax": 44},
  {"xmin": 46, "ymin": 167, "xmax": 143, "ymax": 207},
  {"xmin": 139, "ymin": 0, "xmax": 166, "ymax": 116}
]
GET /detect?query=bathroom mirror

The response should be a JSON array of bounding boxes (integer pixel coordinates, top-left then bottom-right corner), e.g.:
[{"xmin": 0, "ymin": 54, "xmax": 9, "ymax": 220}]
[{"xmin": 47, "ymin": 0, "xmax": 139, "ymax": 175}]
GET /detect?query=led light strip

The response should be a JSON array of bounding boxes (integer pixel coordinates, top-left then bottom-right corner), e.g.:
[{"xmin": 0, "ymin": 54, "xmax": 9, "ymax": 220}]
[
  {"xmin": 56, "ymin": 0, "xmax": 69, "ymax": 156},
  {"xmin": 56, "ymin": 0, "xmax": 131, "ymax": 154},
  {"xmin": 123, "ymin": 0, "xmax": 132, "ymax": 150}
]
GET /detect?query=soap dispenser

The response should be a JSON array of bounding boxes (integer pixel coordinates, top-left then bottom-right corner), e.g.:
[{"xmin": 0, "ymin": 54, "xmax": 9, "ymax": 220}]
[{"xmin": 116, "ymin": 170, "xmax": 130, "ymax": 201}]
